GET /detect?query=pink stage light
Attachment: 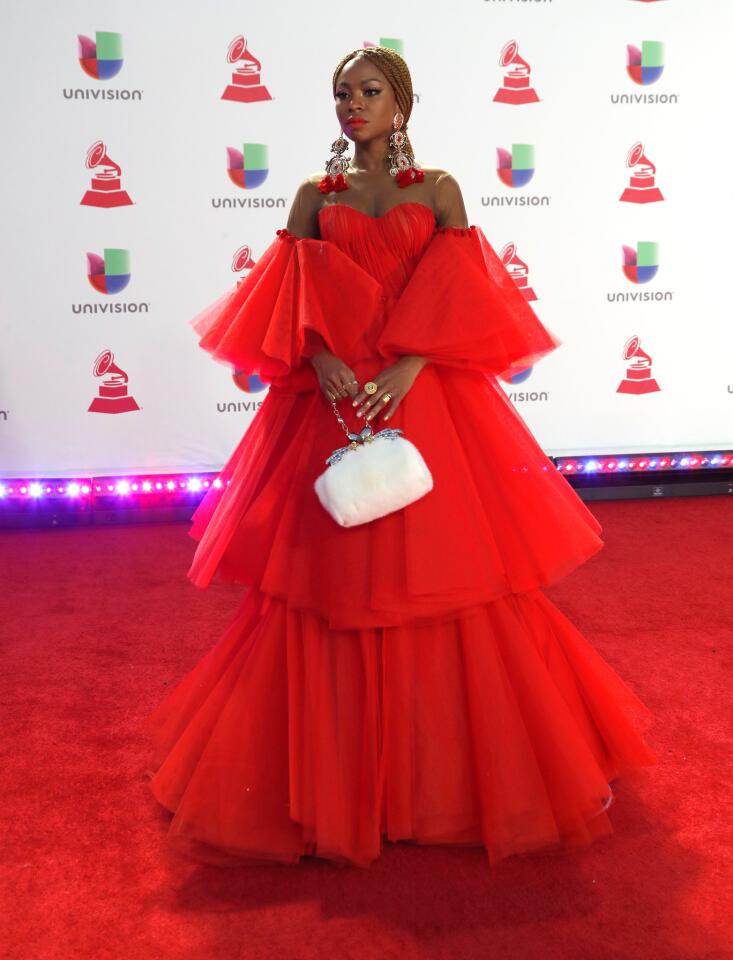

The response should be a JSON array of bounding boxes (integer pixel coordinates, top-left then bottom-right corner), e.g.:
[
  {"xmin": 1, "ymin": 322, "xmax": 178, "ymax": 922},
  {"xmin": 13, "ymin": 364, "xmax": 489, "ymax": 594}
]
[{"xmin": 2, "ymin": 455, "xmax": 729, "ymax": 513}]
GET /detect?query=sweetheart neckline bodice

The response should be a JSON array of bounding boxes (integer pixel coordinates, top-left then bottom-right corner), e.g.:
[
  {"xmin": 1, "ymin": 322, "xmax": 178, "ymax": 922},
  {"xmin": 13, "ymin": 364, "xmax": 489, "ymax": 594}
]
[
  {"xmin": 314, "ymin": 201, "xmax": 440, "ymax": 299},
  {"xmin": 317, "ymin": 201, "xmax": 436, "ymax": 227}
]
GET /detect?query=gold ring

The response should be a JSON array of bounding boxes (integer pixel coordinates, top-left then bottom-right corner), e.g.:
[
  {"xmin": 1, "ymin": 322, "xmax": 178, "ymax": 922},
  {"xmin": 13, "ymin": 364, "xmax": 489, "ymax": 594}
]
[
  {"xmin": 364, "ymin": 381, "xmax": 378, "ymax": 395},
  {"xmin": 381, "ymin": 393, "xmax": 392, "ymax": 403}
]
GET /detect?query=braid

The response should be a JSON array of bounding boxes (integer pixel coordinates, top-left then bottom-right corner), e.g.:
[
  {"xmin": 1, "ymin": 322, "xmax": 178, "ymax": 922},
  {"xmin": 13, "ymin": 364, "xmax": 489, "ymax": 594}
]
[{"xmin": 331, "ymin": 46, "xmax": 417, "ymax": 167}]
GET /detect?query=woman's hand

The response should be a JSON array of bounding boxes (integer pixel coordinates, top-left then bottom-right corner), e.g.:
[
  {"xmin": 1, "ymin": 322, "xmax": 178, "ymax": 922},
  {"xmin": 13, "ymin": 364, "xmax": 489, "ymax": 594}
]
[
  {"xmin": 352, "ymin": 356, "xmax": 429, "ymax": 423},
  {"xmin": 309, "ymin": 349, "xmax": 359, "ymax": 402}
]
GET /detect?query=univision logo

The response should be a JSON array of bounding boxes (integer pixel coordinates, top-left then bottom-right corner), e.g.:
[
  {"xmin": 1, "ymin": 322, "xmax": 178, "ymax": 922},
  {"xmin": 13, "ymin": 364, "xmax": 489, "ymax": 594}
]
[
  {"xmin": 361, "ymin": 39, "xmax": 420, "ymax": 101},
  {"xmin": 212, "ymin": 143, "xmax": 287, "ymax": 209},
  {"xmin": 627, "ymin": 41, "xmax": 664, "ymax": 85},
  {"xmin": 64, "ymin": 31, "xmax": 143, "ymax": 100},
  {"xmin": 622, "ymin": 242, "xmax": 658, "ymax": 284},
  {"xmin": 87, "ymin": 248, "xmax": 130, "ymax": 294},
  {"xmin": 78, "ymin": 31, "xmax": 123, "ymax": 79},
  {"xmin": 217, "ymin": 397, "xmax": 266, "ymax": 412},
  {"xmin": 482, "ymin": 144, "xmax": 550, "ymax": 207},
  {"xmin": 497, "ymin": 144, "xmax": 534, "ymax": 187},
  {"xmin": 498, "ymin": 366, "xmax": 550, "ymax": 403},
  {"xmin": 606, "ymin": 241, "xmax": 673, "ymax": 302},
  {"xmin": 227, "ymin": 143, "xmax": 268, "ymax": 188},
  {"xmin": 611, "ymin": 40, "xmax": 678, "ymax": 104},
  {"xmin": 232, "ymin": 372, "xmax": 268, "ymax": 394},
  {"xmin": 364, "ymin": 38, "xmax": 403, "ymax": 54},
  {"xmin": 72, "ymin": 248, "xmax": 150, "ymax": 314}
]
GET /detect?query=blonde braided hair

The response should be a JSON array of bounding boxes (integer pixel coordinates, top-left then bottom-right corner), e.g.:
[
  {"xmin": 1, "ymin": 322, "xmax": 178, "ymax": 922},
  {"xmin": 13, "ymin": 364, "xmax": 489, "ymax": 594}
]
[{"xmin": 331, "ymin": 46, "xmax": 417, "ymax": 169}]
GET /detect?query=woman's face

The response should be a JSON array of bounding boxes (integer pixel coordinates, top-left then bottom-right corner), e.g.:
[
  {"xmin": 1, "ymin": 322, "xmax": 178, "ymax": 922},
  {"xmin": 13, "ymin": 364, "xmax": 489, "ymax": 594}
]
[{"xmin": 334, "ymin": 56, "xmax": 399, "ymax": 145}]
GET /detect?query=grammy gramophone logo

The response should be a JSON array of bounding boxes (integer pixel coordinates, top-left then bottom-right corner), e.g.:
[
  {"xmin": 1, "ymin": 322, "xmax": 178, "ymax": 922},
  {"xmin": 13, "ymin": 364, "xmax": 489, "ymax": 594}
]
[
  {"xmin": 78, "ymin": 31, "xmax": 123, "ymax": 79},
  {"xmin": 493, "ymin": 41, "xmax": 540, "ymax": 105},
  {"xmin": 88, "ymin": 349, "xmax": 140, "ymax": 413},
  {"xmin": 232, "ymin": 244, "xmax": 256, "ymax": 284},
  {"xmin": 499, "ymin": 242, "xmax": 537, "ymax": 302},
  {"xmin": 81, "ymin": 141, "xmax": 133, "ymax": 207},
  {"xmin": 620, "ymin": 142, "xmax": 664, "ymax": 204},
  {"xmin": 221, "ymin": 36, "xmax": 272, "ymax": 103},
  {"xmin": 222, "ymin": 245, "xmax": 265, "ymax": 398},
  {"xmin": 617, "ymin": 336, "xmax": 661, "ymax": 395}
]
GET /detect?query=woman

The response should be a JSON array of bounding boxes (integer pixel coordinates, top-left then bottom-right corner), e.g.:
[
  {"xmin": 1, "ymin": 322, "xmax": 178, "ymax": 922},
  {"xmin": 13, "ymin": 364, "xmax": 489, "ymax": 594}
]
[{"xmin": 144, "ymin": 46, "xmax": 657, "ymax": 868}]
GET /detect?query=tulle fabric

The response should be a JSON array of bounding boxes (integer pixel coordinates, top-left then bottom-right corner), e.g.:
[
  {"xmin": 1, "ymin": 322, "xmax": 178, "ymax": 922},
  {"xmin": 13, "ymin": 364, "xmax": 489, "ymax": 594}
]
[
  {"xmin": 146, "ymin": 201, "xmax": 657, "ymax": 867},
  {"xmin": 187, "ymin": 203, "xmax": 603, "ymax": 627},
  {"xmin": 378, "ymin": 222, "xmax": 562, "ymax": 377},
  {"xmin": 145, "ymin": 586, "xmax": 656, "ymax": 868},
  {"xmin": 188, "ymin": 364, "xmax": 604, "ymax": 629},
  {"xmin": 190, "ymin": 229, "xmax": 384, "ymax": 392},
  {"xmin": 189, "ymin": 202, "xmax": 561, "ymax": 384}
]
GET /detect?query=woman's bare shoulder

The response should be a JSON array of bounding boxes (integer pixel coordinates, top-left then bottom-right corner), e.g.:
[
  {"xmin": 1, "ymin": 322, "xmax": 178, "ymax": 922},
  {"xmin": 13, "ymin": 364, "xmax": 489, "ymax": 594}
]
[
  {"xmin": 292, "ymin": 173, "xmax": 325, "ymax": 206},
  {"xmin": 419, "ymin": 167, "xmax": 464, "ymax": 191},
  {"xmin": 420, "ymin": 168, "xmax": 468, "ymax": 229}
]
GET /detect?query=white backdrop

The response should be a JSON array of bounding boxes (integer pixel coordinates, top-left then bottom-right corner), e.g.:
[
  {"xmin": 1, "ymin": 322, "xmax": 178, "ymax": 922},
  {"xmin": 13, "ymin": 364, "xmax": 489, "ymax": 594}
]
[{"xmin": 1, "ymin": 0, "xmax": 731, "ymax": 479}]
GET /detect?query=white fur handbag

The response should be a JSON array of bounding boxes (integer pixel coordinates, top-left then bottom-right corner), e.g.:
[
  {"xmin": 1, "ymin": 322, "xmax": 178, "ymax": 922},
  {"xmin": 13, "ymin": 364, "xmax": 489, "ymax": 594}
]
[{"xmin": 314, "ymin": 399, "xmax": 433, "ymax": 527}]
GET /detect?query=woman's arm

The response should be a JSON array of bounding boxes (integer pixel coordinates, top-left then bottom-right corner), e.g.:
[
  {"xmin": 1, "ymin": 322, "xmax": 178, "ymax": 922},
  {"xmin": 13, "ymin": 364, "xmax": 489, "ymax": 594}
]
[
  {"xmin": 284, "ymin": 177, "xmax": 332, "ymax": 358},
  {"xmin": 282, "ymin": 177, "xmax": 359, "ymax": 397},
  {"xmin": 397, "ymin": 169, "xmax": 468, "ymax": 377},
  {"xmin": 285, "ymin": 176, "xmax": 323, "ymax": 238}
]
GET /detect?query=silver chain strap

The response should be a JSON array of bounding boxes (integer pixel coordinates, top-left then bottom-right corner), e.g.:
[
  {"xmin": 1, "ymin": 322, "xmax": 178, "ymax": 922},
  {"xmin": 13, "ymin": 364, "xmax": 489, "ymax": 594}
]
[
  {"xmin": 325, "ymin": 397, "xmax": 403, "ymax": 467},
  {"xmin": 330, "ymin": 398, "xmax": 372, "ymax": 440}
]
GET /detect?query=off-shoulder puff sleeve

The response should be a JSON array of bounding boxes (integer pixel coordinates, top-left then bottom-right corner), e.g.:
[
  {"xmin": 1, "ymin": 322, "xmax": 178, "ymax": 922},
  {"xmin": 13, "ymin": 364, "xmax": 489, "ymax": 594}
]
[
  {"xmin": 191, "ymin": 229, "xmax": 383, "ymax": 379},
  {"xmin": 376, "ymin": 225, "xmax": 561, "ymax": 377}
]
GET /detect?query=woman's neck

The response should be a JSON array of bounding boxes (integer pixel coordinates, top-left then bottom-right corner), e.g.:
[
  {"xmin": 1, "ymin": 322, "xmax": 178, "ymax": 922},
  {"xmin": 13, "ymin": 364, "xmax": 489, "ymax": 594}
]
[{"xmin": 349, "ymin": 137, "xmax": 390, "ymax": 174}]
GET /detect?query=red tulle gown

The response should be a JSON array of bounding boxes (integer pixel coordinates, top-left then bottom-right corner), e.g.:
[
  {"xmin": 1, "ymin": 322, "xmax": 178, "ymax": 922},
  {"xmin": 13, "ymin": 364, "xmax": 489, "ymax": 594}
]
[{"xmin": 144, "ymin": 201, "xmax": 657, "ymax": 867}]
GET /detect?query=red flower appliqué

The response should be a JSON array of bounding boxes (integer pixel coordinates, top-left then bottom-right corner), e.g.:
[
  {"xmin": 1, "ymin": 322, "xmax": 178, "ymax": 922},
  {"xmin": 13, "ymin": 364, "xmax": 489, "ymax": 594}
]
[
  {"xmin": 318, "ymin": 172, "xmax": 349, "ymax": 194},
  {"xmin": 396, "ymin": 167, "xmax": 425, "ymax": 188}
]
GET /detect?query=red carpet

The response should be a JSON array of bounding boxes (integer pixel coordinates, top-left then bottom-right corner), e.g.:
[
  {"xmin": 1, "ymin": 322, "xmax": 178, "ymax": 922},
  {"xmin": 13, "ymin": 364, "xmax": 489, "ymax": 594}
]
[{"xmin": 1, "ymin": 496, "xmax": 731, "ymax": 960}]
